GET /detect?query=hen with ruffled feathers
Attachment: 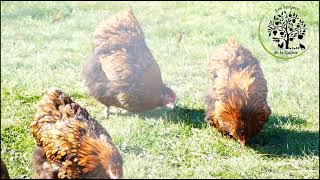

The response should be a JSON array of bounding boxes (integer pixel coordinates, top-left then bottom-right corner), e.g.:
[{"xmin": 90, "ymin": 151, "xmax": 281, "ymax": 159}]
[
  {"xmin": 205, "ymin": 38, "xmax": 271, "ymax": 145},
  {"xmin": 30, "ymin": 87, "xmax": 123, "ymax": 179}
]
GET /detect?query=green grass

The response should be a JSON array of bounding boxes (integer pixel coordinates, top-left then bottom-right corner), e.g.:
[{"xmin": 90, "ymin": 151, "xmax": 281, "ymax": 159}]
[{"xmin": 1, "ymin": 1, "xmax": 319, "ymax": 179}]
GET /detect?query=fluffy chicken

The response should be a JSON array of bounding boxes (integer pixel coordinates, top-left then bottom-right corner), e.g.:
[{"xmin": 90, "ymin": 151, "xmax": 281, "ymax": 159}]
[
  {"xmin": 30, "ymin": 87, "xmax": 123, "ymax": 179},
  {"xmin": 0, "ymin": 159, "xmax": 10, "ymax": 179},
  {"xmin": 205, "ymin": 37, "xmax": 271, "ymax": 145},
  {"xmin": 82, "ymin": 9, "xmax": 176, "ymax": 118}
]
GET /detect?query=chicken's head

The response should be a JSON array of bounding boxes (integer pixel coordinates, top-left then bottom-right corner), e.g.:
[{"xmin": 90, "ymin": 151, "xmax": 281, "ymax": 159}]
[
  {"xmin": 107, "ymin": 152, "xmax": 123, "ymax": 179},
  {"xmin": 215, "ymin": 88, "xmax": 249, "ymax": 145},
  {"xmin": 230, "ymin": 121, "xmax": 247, "ymax": 145},
  {"xmin": 160, "ymin": 86, "xmax": 176, "ymax": 108},
  {"xmin": 98, "ymin": 135, "xmax": 124, "ymax": 179}
]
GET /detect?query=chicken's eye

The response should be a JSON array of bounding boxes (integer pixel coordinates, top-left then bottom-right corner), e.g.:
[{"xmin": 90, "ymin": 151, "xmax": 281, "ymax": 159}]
[{"xmin": 236, "ymin": 129, "xmax": 245, "ymax": 135}]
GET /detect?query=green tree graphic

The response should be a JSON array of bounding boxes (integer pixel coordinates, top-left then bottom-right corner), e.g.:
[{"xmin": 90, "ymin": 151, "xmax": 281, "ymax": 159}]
[{"xmin": 268, "ymin": 10, "xmax": 306, "ymax": 49}]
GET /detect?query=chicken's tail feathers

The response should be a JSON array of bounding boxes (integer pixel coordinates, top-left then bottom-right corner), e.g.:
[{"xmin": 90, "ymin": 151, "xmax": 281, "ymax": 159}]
[
  {"xmin": 32, "ymin": 87, "xmax": 72, "ymax": 122},
  {"xmin": 31, "ymin": 87, "xmax": 74, "ymax": 139},
  {"xmin": 92, "ymin": 8, "xmax": 143, "ymax": 52},
  {"xmin": 45, "ymin": 87, "xmax": 63, "ymax": 98},
  {"xmin": 227, "ymin": 36, "xmax": 240, "ymax": 47},
  {"xmin": 127, "ymin": 4, "xmax": 133, "ymax": 12},
  {"xmin": 44, "ymin": 87, "xmax": 72, "ymax": 106}
]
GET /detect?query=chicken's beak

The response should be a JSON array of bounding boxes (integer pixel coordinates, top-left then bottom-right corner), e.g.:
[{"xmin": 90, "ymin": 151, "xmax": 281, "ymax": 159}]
[
  {"xmin": 238, "ymin": 139, "xmax": 246, "ymax": 146},
  {"xmin": 165, "ymin": 103, "xmax": 175, "ymax": 109},
  {"xmin": 109, "ymin": 167, "xmax": 121, "ymax": 179}
]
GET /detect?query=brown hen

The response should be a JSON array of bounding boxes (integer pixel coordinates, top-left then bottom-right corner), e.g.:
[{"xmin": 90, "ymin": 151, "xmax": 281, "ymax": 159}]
[
  {"xmin": 82, "ymin": 9, "xmax": 176, "ymax": 118},
  {"xmin": 0, "ymin": 159, "xmax": 10, "ymax": 179},
  {"xmin": 205, "ymin": 37, "xmax": 271, "ymax": 145},
  {"xmin": 30, "ymin": 87, "xmax": 123, "ymax": 179}
]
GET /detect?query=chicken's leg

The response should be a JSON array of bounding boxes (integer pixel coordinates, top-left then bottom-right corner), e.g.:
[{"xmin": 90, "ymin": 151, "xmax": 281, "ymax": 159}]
[
  {"xmin": 109, "ymin": 107, "xmax": 128, "ymax": 115},
  {"xmin": 119, "ymin": 109, "xmax": 128, "ymax": 114},
  {"xmin": 103, "ymin": 106, "xmax": 110, "ymax": 119}
]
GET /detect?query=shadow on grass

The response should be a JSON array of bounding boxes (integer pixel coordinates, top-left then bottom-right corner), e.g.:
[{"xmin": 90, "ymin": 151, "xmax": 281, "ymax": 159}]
[
  {"xmin": 139, "ymin": 106, "xmax": 206, "ymax": 128},
  {"xmin": 119, "ymin": 107, "xmax": 319, "ymax": 157},
  {"xmin": 120, "ymin": 105, "xmax": 206, "ymax": 128},
  {"xmin": 248, "ymin": 114, "xmax": 319, "ymax": 157}
]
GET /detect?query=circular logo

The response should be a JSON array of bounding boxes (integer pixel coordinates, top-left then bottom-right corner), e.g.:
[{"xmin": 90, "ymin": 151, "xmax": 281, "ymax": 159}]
[{"xmin": 259, "ymin": 5, "xmax": 311, "ymax": 59}]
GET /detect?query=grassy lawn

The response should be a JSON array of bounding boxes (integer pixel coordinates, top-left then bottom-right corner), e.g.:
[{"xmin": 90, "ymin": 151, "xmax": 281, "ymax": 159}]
[{"xmin": 1, "ymin": 1, "xmax": 319, "ymax": 179}]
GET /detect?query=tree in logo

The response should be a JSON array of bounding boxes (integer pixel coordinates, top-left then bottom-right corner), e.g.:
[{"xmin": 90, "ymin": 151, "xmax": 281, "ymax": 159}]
[{"xmin": 267, "ymin": 10, "xmax": 306, "ymax": 49}]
